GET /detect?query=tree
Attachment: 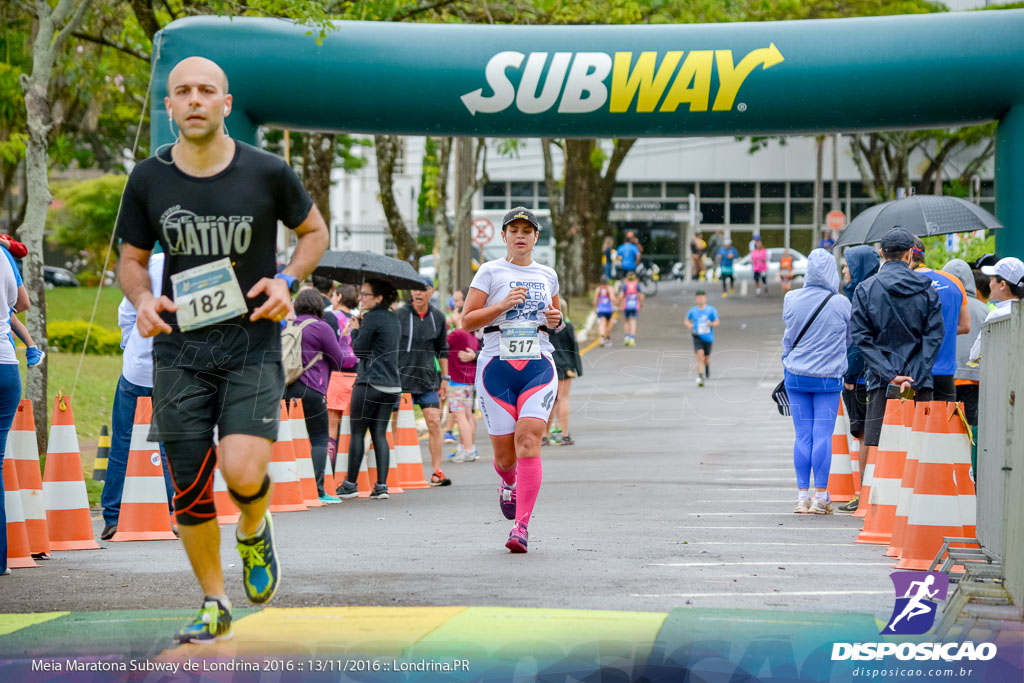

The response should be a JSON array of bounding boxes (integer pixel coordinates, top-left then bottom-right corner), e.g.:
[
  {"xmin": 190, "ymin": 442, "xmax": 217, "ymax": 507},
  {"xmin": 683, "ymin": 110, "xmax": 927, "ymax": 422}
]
[
  {"xmin": 375, "ymin": 134, "xmax": 420, "ymax": 263},
  {"xmin": 542, "ymin": 138, "xmax": 635, "ymax": 296},
  {"xmin": 19, "ymin": 0, "xmax": 95, "ymax": 450},
  {"xmin": 48, "ymin": 174, "xmax": 127, "ymax": 275}
]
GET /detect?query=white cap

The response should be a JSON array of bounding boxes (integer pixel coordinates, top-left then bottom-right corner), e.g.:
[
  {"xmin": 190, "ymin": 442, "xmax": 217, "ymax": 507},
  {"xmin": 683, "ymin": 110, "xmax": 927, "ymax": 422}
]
[{"xmin": 981, "ymin": 257, "xmax": 1024, "ymax": 287}]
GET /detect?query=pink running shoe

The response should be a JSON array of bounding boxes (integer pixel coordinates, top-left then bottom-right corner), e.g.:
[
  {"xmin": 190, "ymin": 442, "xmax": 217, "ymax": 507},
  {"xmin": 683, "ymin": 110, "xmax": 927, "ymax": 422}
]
[
  {"xmin": 505, "ymin": 523, "xmax": 528, "ymax": 553},
  {"xmin": 498, "ymin": 482, "xmax": 516, "ymax": 520}
]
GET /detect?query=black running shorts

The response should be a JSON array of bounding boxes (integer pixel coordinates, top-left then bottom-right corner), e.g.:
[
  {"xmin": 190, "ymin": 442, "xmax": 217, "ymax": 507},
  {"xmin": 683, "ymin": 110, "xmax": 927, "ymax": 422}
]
[
  {"xmin": 150, "ymin": 358, "xmax": 284, "ymax": 444},
  {"xmin": 692, "ymin": 336, "xmax": 713, "ymax": 356},
  {"xmin": 842, "ymin": 384, "xmax": 869, "ymax": 438}
]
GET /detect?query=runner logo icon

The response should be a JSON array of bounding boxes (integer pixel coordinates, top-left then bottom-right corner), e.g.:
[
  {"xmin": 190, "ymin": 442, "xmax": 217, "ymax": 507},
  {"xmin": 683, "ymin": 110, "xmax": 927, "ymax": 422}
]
[{"xmin": 882, "ymin": 571, "xmax": 949, "ymax": 635}]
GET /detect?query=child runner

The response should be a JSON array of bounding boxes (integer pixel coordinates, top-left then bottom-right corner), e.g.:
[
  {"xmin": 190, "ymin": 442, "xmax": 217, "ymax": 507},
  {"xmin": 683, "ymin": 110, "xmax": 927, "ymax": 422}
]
[
  {"xmin": 751, "ymin": 239, "xmax": 769, "ymax": 296},
  {"xmin": 593, "ymin": 275, "xmax": 616, "ymax": 347},
  {"xmin": 717, "ymin": 239, "xmax": 739, "ymax": 297},
  {"xmin": 780, "ymin": 248, "xmax": 795, "ymax": 295},
  {"xmin": 685, "ymin": 290, "xmax": 720, "ymax": 387},
  {"xmin": 462, "ymin": 207, "xmax": 564, "ymax": 554},
  {"xmin": 620, "ymin": 271, "xmax": 644, "ymax": 347}
]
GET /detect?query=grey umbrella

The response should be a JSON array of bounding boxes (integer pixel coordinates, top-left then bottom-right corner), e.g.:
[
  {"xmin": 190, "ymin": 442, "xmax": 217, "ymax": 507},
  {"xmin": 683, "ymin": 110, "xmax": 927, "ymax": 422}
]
[
  {"xmin": 313, "ymin": 250, "xmax": 427, "ymax": 290},
  {"xmin": 834, "ymin": 195, "xmax": 1002, "ymax": 248}
]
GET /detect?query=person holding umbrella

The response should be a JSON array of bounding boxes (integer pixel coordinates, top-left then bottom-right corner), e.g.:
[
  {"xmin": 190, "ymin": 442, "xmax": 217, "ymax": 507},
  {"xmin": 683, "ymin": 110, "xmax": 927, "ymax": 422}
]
[
  {"xmin": 337, "ymin": 279, "xmax": 402, "ymax": 500},
  {"xmin": 461, "ymin": 207, "xmax": 565, "ymax": 554}
]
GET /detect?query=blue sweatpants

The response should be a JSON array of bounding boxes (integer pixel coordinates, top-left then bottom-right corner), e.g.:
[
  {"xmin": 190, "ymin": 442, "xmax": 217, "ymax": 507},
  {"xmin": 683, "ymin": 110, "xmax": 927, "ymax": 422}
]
[
  {"xmin": 0, "ymin": 363, "xmax": 22, "ymax": 573},
  {"xmin": 785, "ymin": 374, "xmax": 841, "ymax": 491}
]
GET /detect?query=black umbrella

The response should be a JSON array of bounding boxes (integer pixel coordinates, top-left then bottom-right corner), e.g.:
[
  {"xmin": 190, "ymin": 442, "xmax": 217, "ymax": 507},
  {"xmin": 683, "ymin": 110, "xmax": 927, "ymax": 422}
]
[
  {"xmin": 313, "ymin": 250, "xmax": 427, "ymax": 290},
  {"xmin": 834, "ymin": 195, "xmax": 1002, "ymax": 248}
]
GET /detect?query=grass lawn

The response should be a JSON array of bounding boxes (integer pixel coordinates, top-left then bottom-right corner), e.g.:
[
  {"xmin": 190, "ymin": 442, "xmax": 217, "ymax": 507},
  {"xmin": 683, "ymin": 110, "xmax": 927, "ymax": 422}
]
[{"xmin": 30, "ymin": 285, "xmax": 124, "ymax": 332}]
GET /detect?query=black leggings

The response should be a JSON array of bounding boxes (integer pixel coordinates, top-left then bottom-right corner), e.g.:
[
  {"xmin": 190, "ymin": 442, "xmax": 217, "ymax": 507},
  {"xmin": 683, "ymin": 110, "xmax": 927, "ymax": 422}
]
[
  {"xmin": 721, "ymin": 272, "xmax": 734, "ymax": 291},
  {"xmin": 347, "ymin": 384, "xmax": 398, "ymax": 486},
  {"xmin": 285, "ymin": 381, "xmax": 329, "ymax": 497}
]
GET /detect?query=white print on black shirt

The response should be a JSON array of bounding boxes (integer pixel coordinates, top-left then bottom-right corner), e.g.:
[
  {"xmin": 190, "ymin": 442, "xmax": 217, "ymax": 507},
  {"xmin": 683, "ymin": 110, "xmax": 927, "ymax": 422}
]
[{"xmin": 160, "ymin": 207, "xmax": 253, "ymax": 257}]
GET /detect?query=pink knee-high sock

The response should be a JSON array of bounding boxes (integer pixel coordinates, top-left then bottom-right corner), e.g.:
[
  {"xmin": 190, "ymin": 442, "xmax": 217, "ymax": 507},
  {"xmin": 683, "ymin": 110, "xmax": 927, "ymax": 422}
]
[
  {"xmin": 494, "ymin": 458, "xmax": 516, "ymax": 487},
  {"xmin": 515, "ymin": 456, "xmax": 542, "ymax": 527}
]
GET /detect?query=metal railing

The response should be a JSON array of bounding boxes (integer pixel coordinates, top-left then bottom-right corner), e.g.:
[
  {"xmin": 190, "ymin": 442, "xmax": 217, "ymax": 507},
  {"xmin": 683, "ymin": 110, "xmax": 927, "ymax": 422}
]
[{"xmin": 976, "ymin": 302, "xmax": 1024, "ymax": 604}]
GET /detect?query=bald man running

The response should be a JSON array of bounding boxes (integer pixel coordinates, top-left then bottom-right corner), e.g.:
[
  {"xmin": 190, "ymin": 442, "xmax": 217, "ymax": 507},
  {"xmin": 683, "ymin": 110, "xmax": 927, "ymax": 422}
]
[{"xmin": 117, "ymin": 56, "xmax": 329, "ymax": 643}]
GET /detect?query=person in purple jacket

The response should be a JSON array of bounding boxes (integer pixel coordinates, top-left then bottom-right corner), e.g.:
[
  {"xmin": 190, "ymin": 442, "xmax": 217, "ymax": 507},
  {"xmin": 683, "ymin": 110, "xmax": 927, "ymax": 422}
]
[
  {"xmin": 782, "ymin": 249, "xmax": 852, "ymax": 515},
  {"xmin": 285, "ymin": 289, "xmax": 353, "ymax": 503}
]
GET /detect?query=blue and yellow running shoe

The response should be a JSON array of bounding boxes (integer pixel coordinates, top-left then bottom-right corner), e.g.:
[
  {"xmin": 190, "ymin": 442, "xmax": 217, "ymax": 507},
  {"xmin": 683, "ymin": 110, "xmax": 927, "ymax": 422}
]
[
  {"xmin": 236, "ymin": 511, "xmax": 280, "ymax": 604},
  {"xmin": 175, "ymin": 598, "xmax": 233, "ymax": 644}
]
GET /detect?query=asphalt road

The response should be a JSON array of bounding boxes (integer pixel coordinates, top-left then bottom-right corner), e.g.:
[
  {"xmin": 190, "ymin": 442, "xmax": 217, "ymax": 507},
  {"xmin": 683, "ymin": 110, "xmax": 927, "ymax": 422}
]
[{"xmin": 2, "ymin": 280, "xmax": 897, "ymax": 621}]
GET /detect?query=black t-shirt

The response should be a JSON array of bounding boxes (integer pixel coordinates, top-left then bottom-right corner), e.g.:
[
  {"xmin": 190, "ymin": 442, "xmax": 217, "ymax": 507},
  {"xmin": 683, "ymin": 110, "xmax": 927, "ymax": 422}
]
[{"xmin": 116, "ymin": 141, "xmax": 313, "ymax": 369}]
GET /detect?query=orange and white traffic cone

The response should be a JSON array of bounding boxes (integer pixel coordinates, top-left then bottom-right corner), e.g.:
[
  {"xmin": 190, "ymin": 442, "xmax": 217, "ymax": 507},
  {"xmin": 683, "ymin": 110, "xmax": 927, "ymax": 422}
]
[
  {"xmin": 356, "ymin": 441, "xmax": 372, "ymax": 498},
  {"xmin": 4, "ymin": 459, "xmax": 39, "ymax": 569},
  {"xmin": 849, "ymin": 439, "xmax": 862, "ymax": 494},
  {"xmin": 395, "ymin": 394, "xmax": 430, "ymax": 490},
  {"xmin": 322, "ymin": 447, "xmax": 337, "ymax": 498},
  {"xmin": 9, "ymin": 400, "xmax": 50, "ymax": 558},
  {"xmin": 267, "ymin": 401, "xmax": 307, "ymax": 513},
  {"xmin": 827, "ymin": 401, "xmax": 856, "ymax": 502},
  {"xmin": 110, "ymin": 397, "xmax": 177, "ymax": 541},
  {"xmin": 895, "ymin": 401, "xmax": 964, "ymax": 570},
  {"xmin": 886, "ymin": 401, "xmax": 929, "ymax": 558},
  {"xmin": 944, "ymin": 402, "xmax": 977, "ymax": 539},
  {"xmin": 212, "ymin": 464, "xmax": 240, "ymax": 525},
  {"xmin": 42, "ymin": 395, "xmax": 99, "ymax": 551},
  {"xmin": 384, "ymin": 410, "xmax": 404, "ymax": 494},
  {"xmin": 856, "ymin": 398, "xmax": 907, "ymax": 545},
  {"xmin": 288, "ymin": 400, "xmax": 321, "ymax": 507}
]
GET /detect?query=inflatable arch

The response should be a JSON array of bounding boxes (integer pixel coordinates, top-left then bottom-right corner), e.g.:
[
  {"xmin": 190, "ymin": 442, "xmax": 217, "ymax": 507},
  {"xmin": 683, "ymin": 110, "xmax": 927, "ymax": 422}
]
[{"xmin": 151, "ymin": 12, "xmax": 1024, "ymax": 255}]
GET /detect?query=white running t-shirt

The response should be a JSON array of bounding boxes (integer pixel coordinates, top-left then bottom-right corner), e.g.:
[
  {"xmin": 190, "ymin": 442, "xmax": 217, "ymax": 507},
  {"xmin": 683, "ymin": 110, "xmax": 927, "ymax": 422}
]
[{"xmin": 469, "ymin": 258, "xmax": 560, "ymax": 357}]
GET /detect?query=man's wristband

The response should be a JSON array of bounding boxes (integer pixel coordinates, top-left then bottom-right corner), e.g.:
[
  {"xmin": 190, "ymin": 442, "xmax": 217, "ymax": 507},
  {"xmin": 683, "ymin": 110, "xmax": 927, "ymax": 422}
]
[
  {"xmin": 275, "ymin": 272, "xmax": 299, "ymax": 294},
  {"xmin": 442, "ymin": 375, "xmax": 451, "ymax": 381}
]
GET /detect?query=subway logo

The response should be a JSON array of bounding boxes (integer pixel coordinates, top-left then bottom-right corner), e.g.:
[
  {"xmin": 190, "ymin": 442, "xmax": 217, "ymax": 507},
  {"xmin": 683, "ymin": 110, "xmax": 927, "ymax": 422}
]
[{"xmin": 461, "ymin": 45, "xmax": 784, "ymax": 116}]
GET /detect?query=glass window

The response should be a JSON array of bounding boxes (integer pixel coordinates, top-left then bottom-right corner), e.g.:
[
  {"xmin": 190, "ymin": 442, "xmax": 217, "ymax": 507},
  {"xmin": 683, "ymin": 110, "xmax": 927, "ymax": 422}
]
[
  {"xmin": 980, "ymin": 180, "xmax": 995, "ymax": 197},
  {"xmin": 701, "ymin": 182, "xmax": 725, "ymax": 198},
  {"xmin": 666, "ymin": 182, "xmax": 695, "ymax": 197},
  {"xmin": 759, "ymin": 203, "xmax": 785, "ymax": 225},
  {"xmin": 509, "ymin": 181, "xmax": 534, "ymax": 197},
  {"xmin": 790, "ymin": 182, "xmax": 815, "ymax": 198},
  {"xmin": 850, "ymin": 201, "xmax": 874, "ymax": 220},
  {"xmin": 791, "ymin": 202, "xmax": 814, "ymax": 225},
  {"xmin": 981, "ymin": 200, "xmax": 995, "ymax": 215},
  {"xmin": 730, "ymin": 203, "xmax": 754, "ymax": 224},
  {"xmin": 483, "ymin": 199, "xmax": 507, "ymax": 210},
  {"xmin": 761, "ymin": 182, "xmax": 785, "ymax": 199},
  {"xmin": 484, "ymin": 182, "xmax": 507, "ymax": 197},
  {"xmin": 613, "ymin": 183, "xmax": 628, "ymax": 197},
  {"xmin": 730, "ymin": 182, "xmax": 755, "ymax": 198},
  {"xmin": 537, "ymin": 183, "xmax": 549, "ymax": 198},
  {"xmin": 788, "ymin": 229, "xmax": 813, "ymax": 255},
  {"xmin": 632, "ymin": 182, "xmax": 662, "ymax": 198},
  {"xmin": 700, "ymin": 202, "xmax": 725, "ymax": 224},
  {"xmin": 850, "ymin": 181, "xmax": 869, "ymax": 199},
  {"xmin": 537, "ymin": 199, "xmax": 550, "ymax": 210},
  {"xmin": 510, "ymin": 198, "xmax": 536, "ymax": 209}
]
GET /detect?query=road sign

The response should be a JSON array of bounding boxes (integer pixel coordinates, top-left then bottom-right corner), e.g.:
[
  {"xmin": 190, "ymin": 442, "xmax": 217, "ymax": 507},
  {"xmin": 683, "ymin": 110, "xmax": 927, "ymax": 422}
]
[
  {"xmin": 472, "ymin": 218, "xmax": 495, "ymax": 246},
  {"xmin": 827, "ymin": 210, "xmax": 847, "ymax": 231}
]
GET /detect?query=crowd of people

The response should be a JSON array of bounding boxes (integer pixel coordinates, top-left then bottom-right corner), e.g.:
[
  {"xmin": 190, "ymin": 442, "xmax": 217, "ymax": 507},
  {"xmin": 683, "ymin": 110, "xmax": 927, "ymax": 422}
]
[{"xmin": 781, "ymin": 227, "xmax": 1023, "ymax": 514}]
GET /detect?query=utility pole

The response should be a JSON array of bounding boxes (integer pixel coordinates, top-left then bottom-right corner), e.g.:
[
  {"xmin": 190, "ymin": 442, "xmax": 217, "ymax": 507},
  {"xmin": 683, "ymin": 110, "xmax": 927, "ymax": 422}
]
[
  {"xmin": 813, "ymin": 136, "xmax": 824, "ymax": 250},
  {"xmin": 455, "ymin": 137, "xmax": 474, "ymax": 288}
]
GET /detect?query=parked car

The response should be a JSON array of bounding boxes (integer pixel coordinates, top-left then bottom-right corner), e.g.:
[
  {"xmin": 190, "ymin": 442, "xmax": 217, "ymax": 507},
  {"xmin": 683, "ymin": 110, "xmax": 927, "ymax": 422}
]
[
  {"xmin": 731, "ymin": 248, "xmax": 808, "ymax": 282},
  {"xmin": 43, "ymin": 265, "xmax": 80, "ymax": 288}
]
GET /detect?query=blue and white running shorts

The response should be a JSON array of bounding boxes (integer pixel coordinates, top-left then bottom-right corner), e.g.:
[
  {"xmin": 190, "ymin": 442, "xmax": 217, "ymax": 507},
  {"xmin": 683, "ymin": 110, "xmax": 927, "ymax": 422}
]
[{"xmin": 475, "ymin": 354, "xmax": 558, "ymax": 436}]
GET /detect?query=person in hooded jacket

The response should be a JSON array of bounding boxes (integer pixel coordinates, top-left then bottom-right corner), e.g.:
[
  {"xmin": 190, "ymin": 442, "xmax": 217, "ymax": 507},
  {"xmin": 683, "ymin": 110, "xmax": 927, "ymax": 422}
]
[
  {"xmin": 782, "ymin": 249, "xmax": 852, "ymax": 515},
  {"xmin": 850, "ymin": 228, "xmax": 943, "ymax": 462},
  {"xmin": 837, "ymin": 245, "xmax": 879, "ymax": 513},
  {"xmin": 942, "ymin": 258, "xmax": 989, "ymax": 475}
]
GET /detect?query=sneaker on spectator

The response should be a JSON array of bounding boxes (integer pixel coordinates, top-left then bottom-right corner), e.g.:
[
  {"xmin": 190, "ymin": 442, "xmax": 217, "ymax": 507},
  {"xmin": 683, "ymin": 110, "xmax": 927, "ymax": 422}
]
[
  {"xmin": 794, "ymin": 498, "xmax": 811, "ymax": 514},
  {"xmin": 369, "ymin": 483, "xmax": 389, "ymax": 500},
  {"xmin": 809, "ymin": 497, "xmax": 834, "ymax": 515},
  {"xmin": 336, "ymin": 480, "xmax": 359, "ymax": 499},
  {"xmin": 318, "ymin": 494, "xmax": 341, "ymax": 505},
  {"xmin": 100, "ymin": 524, "xmax": 117, "ymax": 541},
  {"xmin": 443, "ymin": 430, "xmax": 457, "ymax": 444},
  {"xmin": 430, "ymin": 468, "xmax": 451, "ymax": 487},
  {"xmin": 838, "ymin": 496, "xmax": 859, "ymax": 513},
  {"xmin": 559, "ymin": 434, "xmax": 575, "ymax": 446}
]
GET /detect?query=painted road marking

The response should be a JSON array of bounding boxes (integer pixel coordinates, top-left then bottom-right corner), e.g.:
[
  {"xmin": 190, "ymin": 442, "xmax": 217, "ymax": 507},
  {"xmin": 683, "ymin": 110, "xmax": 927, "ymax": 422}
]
[
  {"xmin": 647, "ymin": 562, "xmax": 889, "ymax": 567},
  {"xmin": 676, "ymin": 526, "xmax": 857, "ymax": 530},
  {"xmin": 671, "ymin": 541, "xmax": 859, "ymax": 547},
  {"xmin": 631, "ymin": 590, "xmax": 891, "ymax": 598},
  {"xmin": 687, "ymin": 512, "xmax": 812, "ymax": 516},
  {"xmin": 0, "ymin": 612, "xmax": 68, "ymax": 637}
]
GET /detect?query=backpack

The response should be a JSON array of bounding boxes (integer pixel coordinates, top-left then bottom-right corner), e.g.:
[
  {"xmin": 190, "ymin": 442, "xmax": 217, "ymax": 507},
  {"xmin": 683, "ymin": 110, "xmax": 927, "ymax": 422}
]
[{"xmin": 282, "ymin": 318, "xmax": 323, "ymax": 384}]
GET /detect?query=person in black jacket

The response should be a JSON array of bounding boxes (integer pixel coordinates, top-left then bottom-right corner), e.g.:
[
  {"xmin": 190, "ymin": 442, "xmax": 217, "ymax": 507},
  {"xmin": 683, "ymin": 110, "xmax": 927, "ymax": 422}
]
[
  {"xmin": 837, "ymin": 245, "xmax": 879, "ymax": 513},
  {"xmin": 546, "ymin": 311, "xmax": 583, "ymax": 446},
  {"xmin": 395, "ymin": 276, "xmax": 451, "ymax": 486},
  {"xmin": 850, "ymin": 228, "xmax": 944, "ymax": 455},
  {"xmin": 337, "ymin": 278, "xmax": 401, "ymax": 500}
]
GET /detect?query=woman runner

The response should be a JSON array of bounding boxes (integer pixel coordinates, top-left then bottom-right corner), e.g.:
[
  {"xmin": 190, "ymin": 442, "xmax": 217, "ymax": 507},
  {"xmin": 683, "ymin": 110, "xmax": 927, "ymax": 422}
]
[
  {"xmin": 593, "ymin": 274, "xmax": 616, "ymax": 347},
  {"xmin": 462, "ymin": 207, "xmax": 564, "ymax": 553}
]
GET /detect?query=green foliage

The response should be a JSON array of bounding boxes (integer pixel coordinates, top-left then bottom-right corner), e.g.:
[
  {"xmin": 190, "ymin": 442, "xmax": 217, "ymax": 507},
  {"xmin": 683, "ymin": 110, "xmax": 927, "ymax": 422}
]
[
  {"xmin": 418, "ymin": 136, "xmax": 439, "ymax": 226},
  {"xmin": 46, "ymin": 320, "xmax": 123, "ymax": 355},
  {"xmin": 922, "ymin": 233, "xmax": 995, "ymax": 271},
  {"xmin": 48, "ymin": 175, "xmax": 127, "ymax": 273}
]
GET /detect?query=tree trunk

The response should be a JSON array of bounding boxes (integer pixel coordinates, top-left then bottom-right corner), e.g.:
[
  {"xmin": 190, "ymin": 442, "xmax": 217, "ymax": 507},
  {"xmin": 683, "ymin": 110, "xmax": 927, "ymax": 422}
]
[
  {"xmin": 20, "ymin": 0, "xmax": 94, "ymax": 452},
  {"xmin": 432, "ymin": 137, "xmax": 454, "ymax": 304},
  {"xmin": 813, "ymin": 135, "xmax": 823, "ymax": 249},
  {"xmin": 454, "ymin": 138, "xmax": 475, "ymax": 289},
  {"xmin": 302, "ymin": 132, "xmax": 336, "ymax": 228},
  {"xmin": 374, "ymin": 134, "xmax": 419, "ymax": 264}
]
